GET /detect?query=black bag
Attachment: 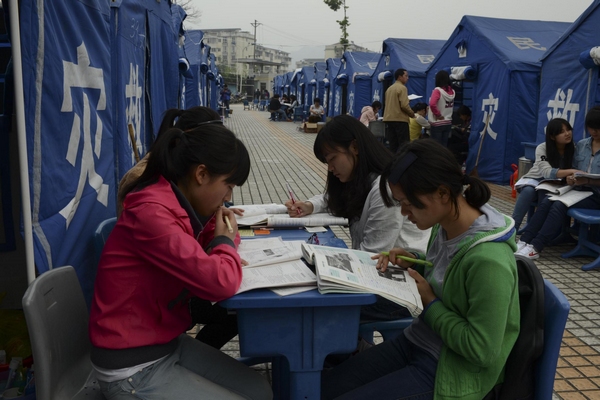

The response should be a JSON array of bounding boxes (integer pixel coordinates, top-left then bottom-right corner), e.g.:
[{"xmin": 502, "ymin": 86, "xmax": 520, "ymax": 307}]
[{"xmin": 488, "ymin": 255, "xmax": 545, "ymax": 400}]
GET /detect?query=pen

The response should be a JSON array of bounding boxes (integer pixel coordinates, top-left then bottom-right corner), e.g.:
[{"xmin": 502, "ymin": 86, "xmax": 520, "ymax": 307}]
[
  {"xmin": 225, "ymin": 216, "xmax": 234, "ymax": 233},
  {"xmin": 380, "ymin": 252, "xmax": 433, "ymax": 267},
  {"xmin": 286, "ymin": 182, "xmax": 302, "ymax": 215},
  {"xmin": 286, "ymin": 182, "xmax": 296, "ymax": 204}
]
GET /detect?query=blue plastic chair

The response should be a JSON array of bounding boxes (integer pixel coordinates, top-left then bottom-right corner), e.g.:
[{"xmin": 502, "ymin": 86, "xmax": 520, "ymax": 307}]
[
  {"xmin": 358, "ymin": 280, "xmax": 568, "ymax": 400},
  {"xmin": 358, "ymin": 317, "xmax": 413, "ymax": 342},
  {"xmin": 292, "ymin": 107, "xmax": 305, "ymax": 122},
  {"xmin": 534, "ymin": 279, "xmax": 570, "ymax": 399},
  {"xmin": 561, "ymin": 208, "xmax": 600, "ymax": 271},
  {"xmin": 94, "ymin": 217, "xmax": 117, "ymax": 263}
]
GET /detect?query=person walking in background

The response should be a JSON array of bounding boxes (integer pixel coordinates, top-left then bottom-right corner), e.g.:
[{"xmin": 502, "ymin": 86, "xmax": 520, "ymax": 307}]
[
  {"xmin": 359, "ymin": 100, "xmax": 382, "ymax": 127},
  {"xmin": 383, "ymin": 69, "xmax": 415, "ymax": 153},
  {"xmin": 428, "ymin": 70, "xmax": 455, "ymax": 147},
  {"xmin": 409, "ymin": 102, "xmax": 430, "ymax": 141},
  {"xmin": 220, "ymin": 84, "xmax": 231, "ymax": 118},
  {"xmin": 254, "ymin": 88, "xmax": 261, "ymax": 101}
]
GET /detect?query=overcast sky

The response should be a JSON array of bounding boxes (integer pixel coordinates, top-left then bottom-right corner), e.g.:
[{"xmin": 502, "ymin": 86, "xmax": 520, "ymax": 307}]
[{"xmin": 187, "ymin": 0, "xmax": 594, "ymax": 62}]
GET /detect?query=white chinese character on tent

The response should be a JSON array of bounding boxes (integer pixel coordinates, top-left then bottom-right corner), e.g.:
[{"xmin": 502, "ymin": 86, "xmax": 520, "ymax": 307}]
[
  {"xmin": 507, "ymin": 37, "xmax": 546, "ymax": 51},
  {"xmin": 546, "ymin": 88, "xmax": 580, "ymax": 127},
  {"xmin": 334, "ymin": 91, "xmax": 340, "ymax": 114},
  {"xmin": 125, "ymin": 63, "xmax": 142, "ymax": 164},
  {"xmin": 417, "ymin": 55, "xmax": 435, "ymax": 64},
  {"xmin": 373, "ymin": 89, "xmax": 380, "ymax": 102},
  {"xmin": 481, "ymin": 93, "xmax": 499, "ymax": 140},
  {"xmin": 59, "ymin": 43, "xmax": 109, "ymax": 227},
  {"xmin": 348, "ymin": 91, "xmax": 355, "ymax": 116}
]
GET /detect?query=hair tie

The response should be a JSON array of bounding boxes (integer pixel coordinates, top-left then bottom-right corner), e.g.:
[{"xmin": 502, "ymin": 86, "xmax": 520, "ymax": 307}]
[
  {"xmin": 388, "ymin": 152, "xmax": 418, "ymax": 184},
  {"xmin": 461, "ymin": 174, "xmax": 471, "ymax": 185}
]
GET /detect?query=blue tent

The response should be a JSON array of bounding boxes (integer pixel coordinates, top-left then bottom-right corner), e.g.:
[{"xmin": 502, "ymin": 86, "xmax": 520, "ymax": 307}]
[
  {"xmin": 283, "ymin": 71, "xmax": 294, "ymax": 97},
  {"xmin": 538, "ymin": 0, "xmax": 600, "ymax": 143},
  {"xmin": 325, "ymin": 58, "xmax": 342, "ymax": 117},
  {"xmin": 183, "ymin": 30, "xmax": 205, "ymax": 109},
  {"xmin": 336, "ymin": 51, "xmax": 380, "ymax": 116},
  {"xmin": 289, "ymin": 68, "xmax": 302, "ymax": 98},
  {"xmin": 372, "ymin": 38, "xmax": 445, "ymax": 107},
  {"xmin": 20, "ymin": 0, "xmax": 115, "ymax": 304},
  {"xmin": 171, "ymin": 3, "xmax": 188, "ymax": 109},
  {"xmin": 314, "ymin": 62, "xmax": 327, "ymax": 104},
  {"xmin": 427, "ymin": 15, "xmax": 570, "ymax": 183},
  {"xmin": 298, "ymin": 66, "xmax": 316, "ymax": 105},
  {"xmin": 208, "ymin": 53, "xmax": 220, "ymax": 110},
  {"xmin": 17, "ymin": 0, "xmax": 193, "ymax": 304}
]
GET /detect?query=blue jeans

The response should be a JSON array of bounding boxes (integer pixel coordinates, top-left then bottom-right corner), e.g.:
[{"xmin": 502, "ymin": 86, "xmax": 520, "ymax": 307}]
[
  {"xmin": 360, "ymin": 296, "xmax": 412, "ymax": 323},
  {"xmin": 512, "ymin": 186, "xmax": 547, "ymax": 232},
  {"xmin": 321, "ymin": 332, "xmax": 437, "ymax": 400},
  {"xmin": 270, "ymin": 109, "xmax": 287, "ymax": 121},
  {"xmin": 430, "ymin": 125, "xmax": 451, "ymax": 147},
  {"xmin": 520, "ymin": 193, "xmax": 600, "ymax": 252},
  {"xmin": 98, "ymin": 334, "xmax": 272, "ymax": 400}
]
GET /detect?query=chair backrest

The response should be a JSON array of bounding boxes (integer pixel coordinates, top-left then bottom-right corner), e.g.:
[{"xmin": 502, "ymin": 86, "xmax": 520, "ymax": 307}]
[
  {"xmin": 368, "ymin": 120, "xmax": 385, "ymax": 139},
  {"xmin": 94, "ymin": 217, "xmax": 117, "ymax": 262},
  {"xmin": 534, "ymin": 279, "xmax": 570, "ymax": 400},
  {"xmin": 22, "ymin": 266, "xmax": 104, "ymax": 400}
]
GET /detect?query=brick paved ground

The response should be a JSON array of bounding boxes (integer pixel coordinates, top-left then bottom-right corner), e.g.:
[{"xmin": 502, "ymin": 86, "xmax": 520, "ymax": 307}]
[{"xmin": 191, "ymin": 104, "xmax": 600, "ymax": 400}]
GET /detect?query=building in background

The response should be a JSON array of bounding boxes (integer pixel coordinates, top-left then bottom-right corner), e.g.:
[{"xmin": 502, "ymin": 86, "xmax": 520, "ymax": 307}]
[
  {"xmin": 202, "ymin": 28, "xmax": 291, "ymax": 96},
  {"xmin": 325, "ymin": 42, "xmax": 373, "ymax": 59},
  {"xmin": 296, "ymin": 58, "xmax": 324, "ymax": 68}
]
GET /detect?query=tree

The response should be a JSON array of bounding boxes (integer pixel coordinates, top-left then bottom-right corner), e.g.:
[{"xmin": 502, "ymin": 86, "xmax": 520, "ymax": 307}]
[
  {"xmin": 323, "ymin": 0, "xmax": 349, "ymax": 51},
  {"xmin": 173, "ymin": 0, "xmax": 201, "ymax": 24}
]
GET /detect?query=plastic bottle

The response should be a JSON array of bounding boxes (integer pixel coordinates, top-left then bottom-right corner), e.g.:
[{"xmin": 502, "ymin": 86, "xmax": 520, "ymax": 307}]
[
  {"xmin": 4, "ymin": 358, "xmax": 19, "ymax": 390},
  {"xmin": 24, "ymin": 364, "xmax": 35, "ymax": 395},
  {"xmin": 15, "ymin": 365, "xmax": 26, "ymax": 395}
]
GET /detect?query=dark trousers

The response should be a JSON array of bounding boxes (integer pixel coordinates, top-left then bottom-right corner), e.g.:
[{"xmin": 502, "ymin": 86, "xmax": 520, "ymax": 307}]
[
  {"xmin": 385, "ymin": 121, "xmax": 410, "ymax": 153},
  {"xmin": 321, "ymin": 331, "xmax": 437, "ymax": 400},
  {"xmin": 189, "ymin": 298, "xmax": 238, "ymax": 349},
  {"xmin": 520, "ymin": 193, "xmax": 600, "ymax": 252}
]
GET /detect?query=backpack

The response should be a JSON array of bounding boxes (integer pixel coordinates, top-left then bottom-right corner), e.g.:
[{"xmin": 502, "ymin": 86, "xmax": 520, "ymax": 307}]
[{"xmin": 487, "ymin": 255, "xmax": 545, "ymax": 400}]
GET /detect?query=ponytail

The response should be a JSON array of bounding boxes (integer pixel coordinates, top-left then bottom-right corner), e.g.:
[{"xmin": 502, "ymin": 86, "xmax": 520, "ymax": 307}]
[
  {"xmin": 380, "ymin": 139, "xmax": 490, "ymax": 217},
  {"xmin": 119, "ymin": 123, "xmax": 250, "ymax": 203}
]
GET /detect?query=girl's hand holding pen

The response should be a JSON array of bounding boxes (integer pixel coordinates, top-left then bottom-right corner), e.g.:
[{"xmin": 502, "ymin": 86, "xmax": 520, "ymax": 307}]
[
  {"xmin": 284, "ymin": 200, "xmax": 314, "ymax": 217},
  {"xmin": 215, "ymin": 207, "xmax": 238, "ymax": 241},
  {"xmin": 372, "ymin": 248, "xmax": 417, "ymax": 272}
]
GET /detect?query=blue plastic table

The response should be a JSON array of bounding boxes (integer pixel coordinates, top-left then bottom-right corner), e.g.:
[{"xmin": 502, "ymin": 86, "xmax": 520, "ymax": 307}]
[
  {"xmin": 242, "ymin": 226, "xmax": 343, "ymax": 245},
  {"xmin": 220, "ymin": 289, "xmax": 376, "ymax": 400}
]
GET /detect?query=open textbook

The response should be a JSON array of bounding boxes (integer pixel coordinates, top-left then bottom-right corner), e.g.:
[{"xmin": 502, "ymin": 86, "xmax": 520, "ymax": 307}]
[
  {"xmin": 231, "ymin": 203, "xmax": 348, "ymax": 227},
  {"xmin": 235, "ymin": 238, "xmax": 317, "ymax": 294},
  {"xmin": 302, "ymin": 244, "xmax": 423, "ymax": 317}
]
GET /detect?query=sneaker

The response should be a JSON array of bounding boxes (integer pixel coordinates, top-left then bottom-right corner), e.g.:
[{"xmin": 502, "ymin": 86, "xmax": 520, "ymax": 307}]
[
  {"xmin": 515, "ymin": 240, "xmax": 528, "ymax": 253},
  {"xmin": 516, "ymin": 244, "xmax": 540, "ymax": 260}
]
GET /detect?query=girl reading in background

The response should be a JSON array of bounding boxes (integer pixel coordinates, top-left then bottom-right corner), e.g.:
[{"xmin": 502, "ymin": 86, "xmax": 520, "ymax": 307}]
[
  {"xmin": 511, "ymin": 118, "xmax": 579, "ymax": 233},
  {"xmin": 90, "ymin": 124, "xmax": 272, "ymax": 399},
  {"xmin": 322, "ymin": 139, "xmax": 519, "ymax": 400},
  {"xmin": 286, "ymin": 115, "xmax": 430, "ymax": 322},
  {"xmin": 516, "ymin": 107, "xmax": 600, "ymax": 259}
]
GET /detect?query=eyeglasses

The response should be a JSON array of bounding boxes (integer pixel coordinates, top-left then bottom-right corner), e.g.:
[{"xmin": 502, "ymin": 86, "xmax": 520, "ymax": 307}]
[{"xmin": 307, "ymin": 233, "xmax": 320, "ymax": 245}]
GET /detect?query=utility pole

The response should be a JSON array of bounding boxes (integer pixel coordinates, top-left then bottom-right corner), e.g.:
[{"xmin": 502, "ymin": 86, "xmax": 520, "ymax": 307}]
[
  {"xmin": 250, "ymin": 20, "xmax": 262, "ymax": 80},
  {"xmin": 250, "ymin": 20, "xmax": 261, "ymax": 60}
]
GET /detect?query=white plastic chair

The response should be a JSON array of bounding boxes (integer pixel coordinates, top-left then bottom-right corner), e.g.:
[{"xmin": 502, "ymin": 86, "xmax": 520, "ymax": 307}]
[{"xmin": 22, "ymin": 266, "xmax": 105, "ymax": 400}]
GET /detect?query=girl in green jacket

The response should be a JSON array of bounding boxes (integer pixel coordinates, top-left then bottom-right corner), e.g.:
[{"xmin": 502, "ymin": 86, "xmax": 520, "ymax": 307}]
[{"xmin": 321, "ymin": 139, "xmax": 520, "ymax": 400}]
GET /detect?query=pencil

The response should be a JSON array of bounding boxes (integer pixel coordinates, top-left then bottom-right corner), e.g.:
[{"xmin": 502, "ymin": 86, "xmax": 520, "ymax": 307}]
[
  {"xmin": 380, "ymin": 252, "xmax": 433, "ymax": 267},
  {"xmin": 225, "ymin": 216, "xmax": 234, "ymax": 233}
]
